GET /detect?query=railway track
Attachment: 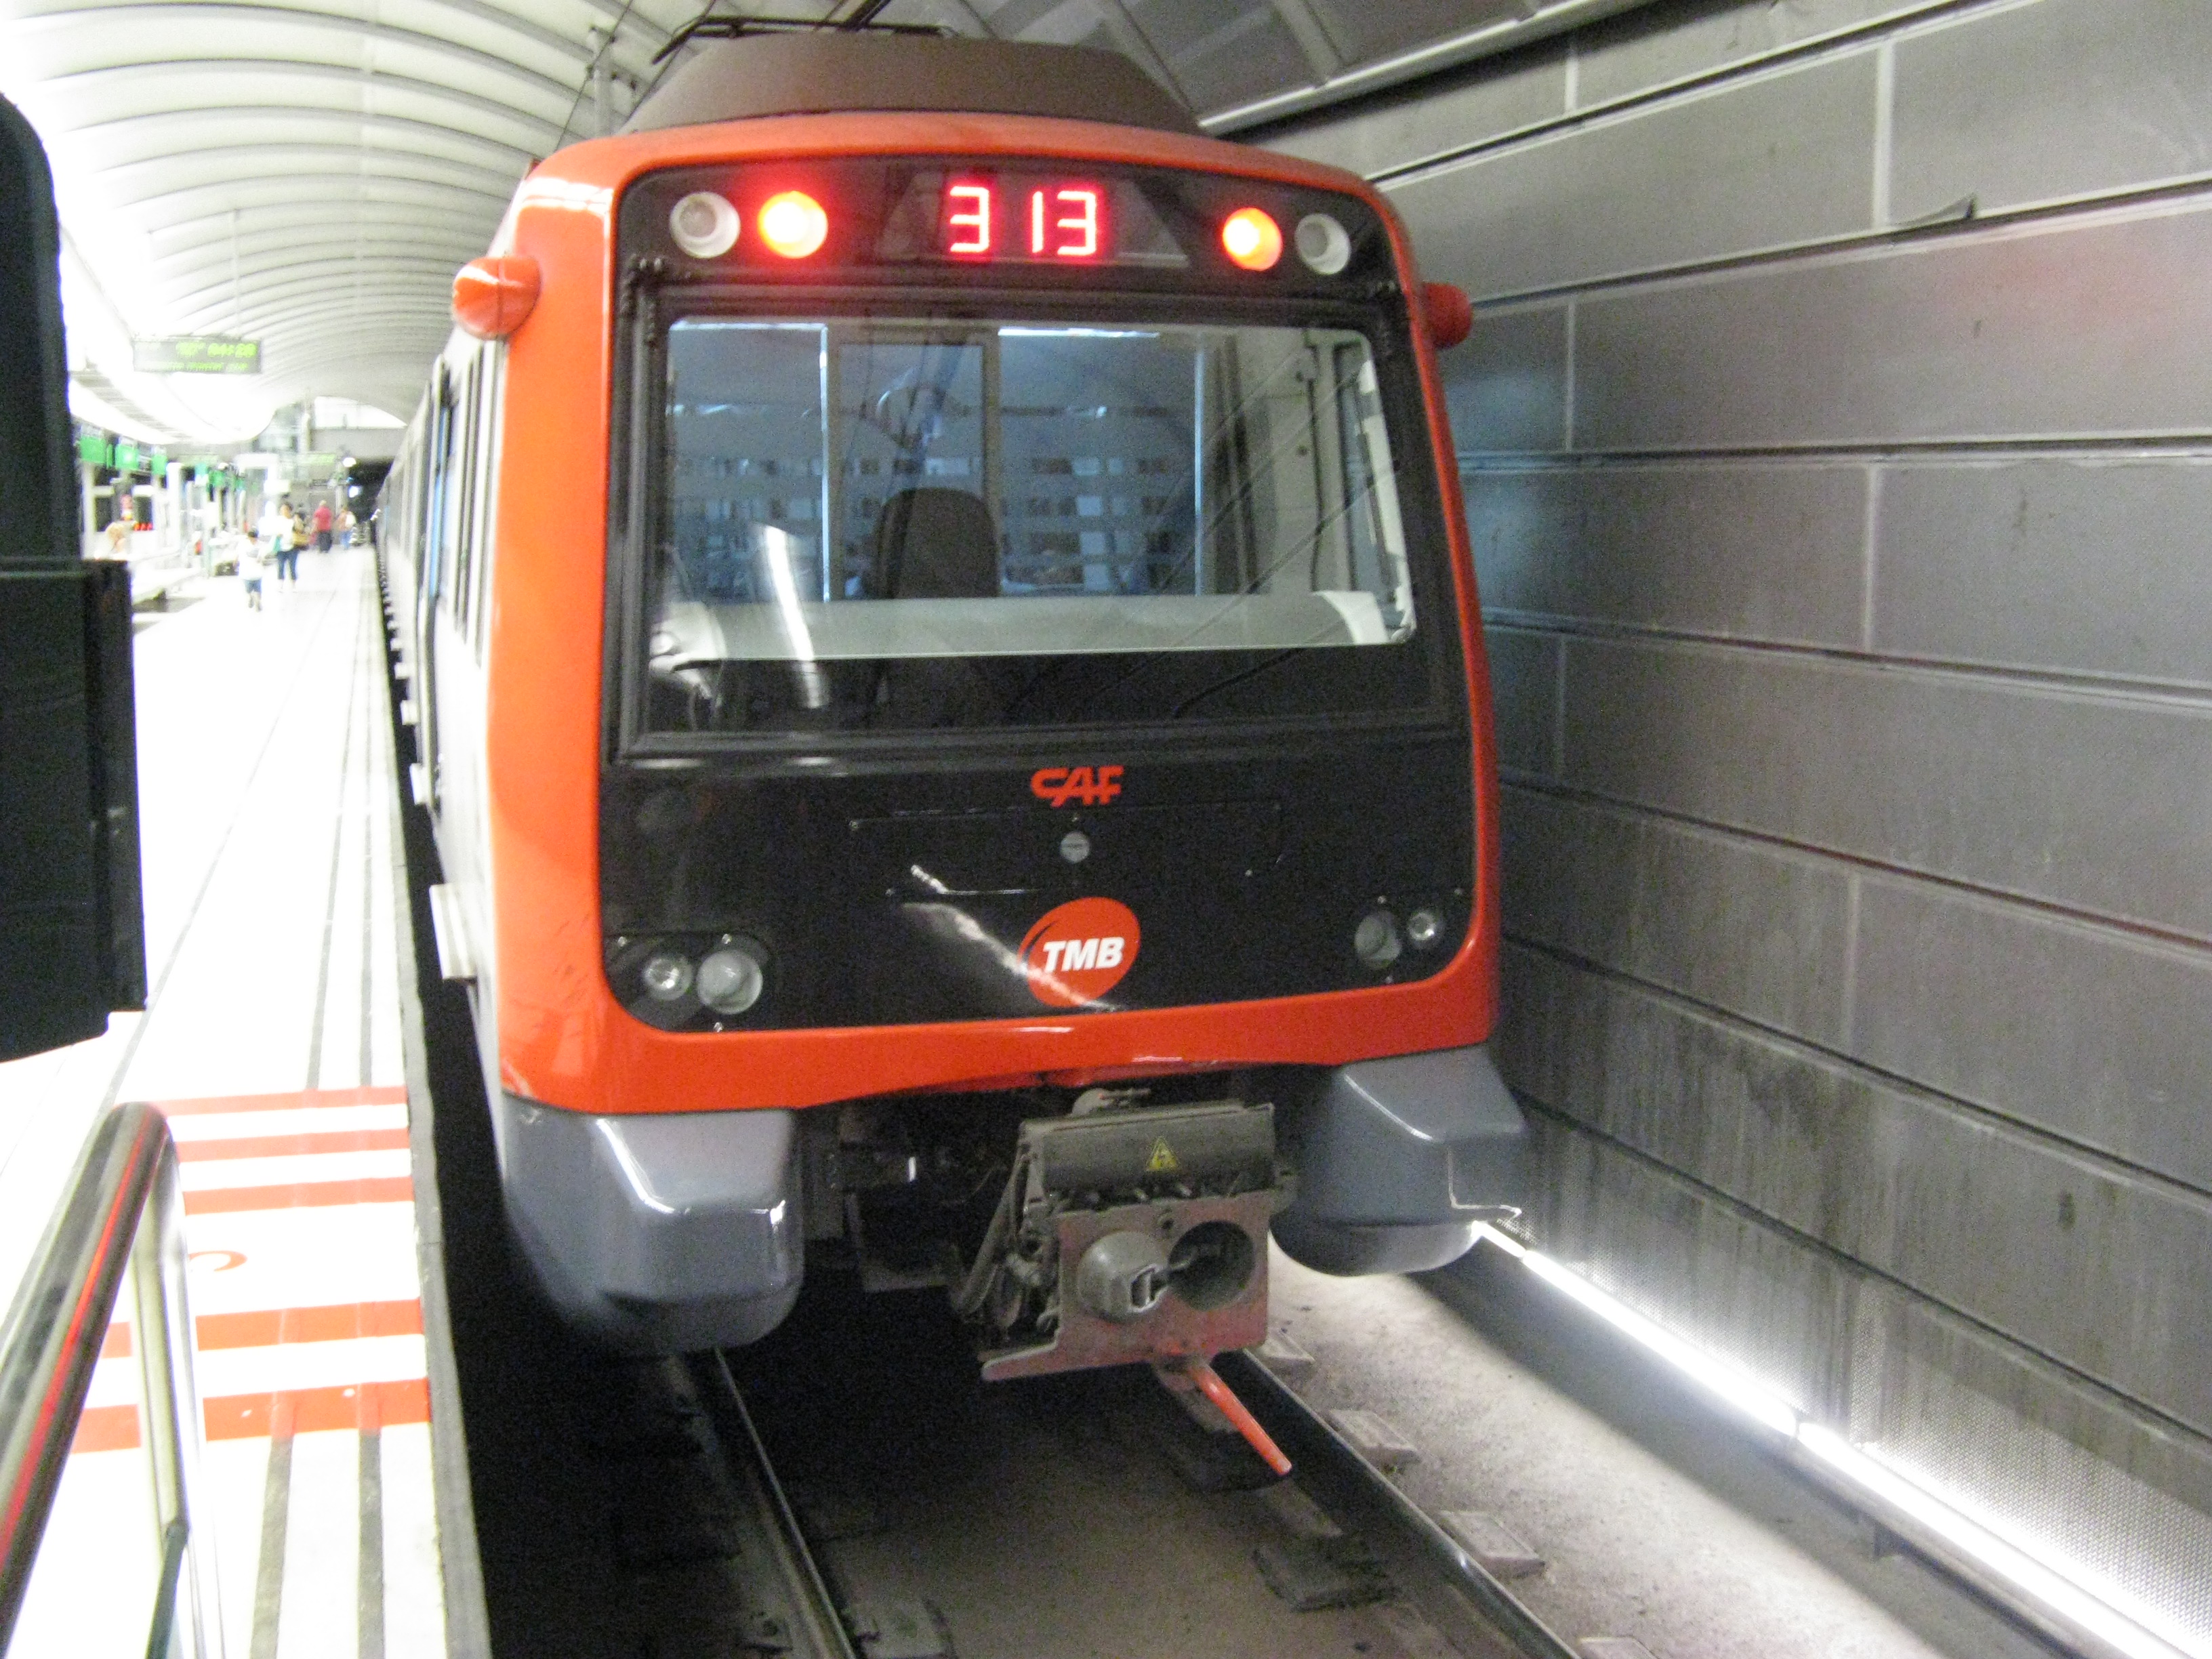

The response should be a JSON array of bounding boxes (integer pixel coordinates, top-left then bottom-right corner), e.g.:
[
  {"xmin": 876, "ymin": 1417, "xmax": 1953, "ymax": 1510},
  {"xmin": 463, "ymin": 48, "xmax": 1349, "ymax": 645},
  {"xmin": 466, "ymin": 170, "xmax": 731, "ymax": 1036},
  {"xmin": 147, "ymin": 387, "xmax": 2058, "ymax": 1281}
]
[{"xmin": 720, "ymin": 1273, "xmax": 1584, "ymax": 1659}]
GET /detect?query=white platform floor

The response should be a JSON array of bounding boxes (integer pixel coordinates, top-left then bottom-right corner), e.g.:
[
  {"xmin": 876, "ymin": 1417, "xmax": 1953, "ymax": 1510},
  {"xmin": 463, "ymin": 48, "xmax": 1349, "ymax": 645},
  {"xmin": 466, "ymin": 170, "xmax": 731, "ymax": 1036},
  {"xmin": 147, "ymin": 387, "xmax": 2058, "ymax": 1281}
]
[{"xmin": 0, "ymin": 548, "xmax": 449, "ymax": 1659}]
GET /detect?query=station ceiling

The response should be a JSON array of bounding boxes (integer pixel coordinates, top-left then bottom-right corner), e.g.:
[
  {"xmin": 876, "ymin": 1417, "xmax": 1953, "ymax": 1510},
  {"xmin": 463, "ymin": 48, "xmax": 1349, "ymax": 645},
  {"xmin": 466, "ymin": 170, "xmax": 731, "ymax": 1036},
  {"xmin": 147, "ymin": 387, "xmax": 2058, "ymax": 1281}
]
[{"xmin": 0, "ymin": 0, "xmax": 1643, "ymax": 449}]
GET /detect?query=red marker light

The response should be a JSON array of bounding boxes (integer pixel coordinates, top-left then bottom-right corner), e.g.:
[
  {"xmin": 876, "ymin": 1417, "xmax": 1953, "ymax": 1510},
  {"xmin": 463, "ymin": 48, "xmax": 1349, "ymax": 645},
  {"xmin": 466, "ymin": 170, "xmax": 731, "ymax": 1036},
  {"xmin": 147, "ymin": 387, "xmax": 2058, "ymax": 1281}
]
[
  {"xmin": 759, "ymin": 190, "xmax": 828, "ymax": 258},
  {"xmin": 1221, "ymin": 207, "xmax": 1283, "ymax": 272},
  {"xmin": 945, "ymin": 181, "xmax": 991, "ymax": 256}
]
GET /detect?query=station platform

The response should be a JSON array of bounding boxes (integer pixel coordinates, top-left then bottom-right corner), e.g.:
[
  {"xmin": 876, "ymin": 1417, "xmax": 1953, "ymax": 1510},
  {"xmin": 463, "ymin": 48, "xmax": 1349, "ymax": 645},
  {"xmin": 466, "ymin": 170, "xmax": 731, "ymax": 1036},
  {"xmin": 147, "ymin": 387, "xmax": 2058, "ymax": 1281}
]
[{"xmin": 0, "ymin": 546, "xmax": 469, "ymax": 1658}]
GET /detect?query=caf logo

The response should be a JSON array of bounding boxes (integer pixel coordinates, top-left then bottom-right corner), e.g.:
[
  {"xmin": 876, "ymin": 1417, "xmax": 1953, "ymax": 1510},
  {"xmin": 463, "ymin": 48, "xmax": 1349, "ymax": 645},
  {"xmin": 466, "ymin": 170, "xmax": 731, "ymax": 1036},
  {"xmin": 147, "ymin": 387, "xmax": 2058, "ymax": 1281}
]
[{"xmin": 1019, "ymin": 897, "xmax": 1141, "ymax": 1008}]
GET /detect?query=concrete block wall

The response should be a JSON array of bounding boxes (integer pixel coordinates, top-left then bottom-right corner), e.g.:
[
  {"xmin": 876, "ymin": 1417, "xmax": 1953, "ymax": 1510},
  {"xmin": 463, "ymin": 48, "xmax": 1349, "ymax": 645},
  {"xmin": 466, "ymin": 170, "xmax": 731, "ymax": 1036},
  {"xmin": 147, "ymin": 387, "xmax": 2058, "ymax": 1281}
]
[{"xmin": 1267, "ymin": 0, "xmax": 2212, "ymax": 1638}]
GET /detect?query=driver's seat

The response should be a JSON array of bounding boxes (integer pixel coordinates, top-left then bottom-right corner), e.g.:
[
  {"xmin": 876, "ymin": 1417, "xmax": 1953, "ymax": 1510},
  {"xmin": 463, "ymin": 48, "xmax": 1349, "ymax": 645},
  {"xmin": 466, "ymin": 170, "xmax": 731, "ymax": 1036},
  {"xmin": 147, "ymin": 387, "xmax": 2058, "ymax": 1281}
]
[{"xmin": 872, "ymin": 487, "xmax": 1001, "ymax": 599}]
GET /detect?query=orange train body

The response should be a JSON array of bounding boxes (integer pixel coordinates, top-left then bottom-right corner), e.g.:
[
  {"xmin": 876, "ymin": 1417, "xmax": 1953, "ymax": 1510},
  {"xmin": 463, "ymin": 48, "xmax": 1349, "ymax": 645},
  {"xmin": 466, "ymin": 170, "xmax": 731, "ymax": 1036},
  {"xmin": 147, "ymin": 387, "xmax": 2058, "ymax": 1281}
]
[{"xmin": 479, "ymin": 110, "xmax": 1500, "ymax": 1118}]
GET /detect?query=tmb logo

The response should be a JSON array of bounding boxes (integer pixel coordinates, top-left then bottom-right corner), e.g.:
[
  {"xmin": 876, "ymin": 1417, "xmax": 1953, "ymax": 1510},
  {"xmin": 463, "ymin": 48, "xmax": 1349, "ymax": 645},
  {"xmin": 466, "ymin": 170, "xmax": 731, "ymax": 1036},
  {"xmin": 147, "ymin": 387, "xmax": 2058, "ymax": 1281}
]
[
  {"xmin": 1020, "ymin": 897, "xmax": 1141, "ymax": 1008},
  {"xmin": 1030, "ymin": 764, "xmax": 1124, "ymax": 808}
]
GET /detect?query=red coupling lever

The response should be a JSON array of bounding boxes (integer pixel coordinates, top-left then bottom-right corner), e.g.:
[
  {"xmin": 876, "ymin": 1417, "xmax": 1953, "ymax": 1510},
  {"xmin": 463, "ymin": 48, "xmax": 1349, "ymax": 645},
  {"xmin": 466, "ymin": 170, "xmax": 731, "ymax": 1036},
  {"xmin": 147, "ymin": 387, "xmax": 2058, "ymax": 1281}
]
[{"xmin": 1156, "ymin": 1354, "xmax": 1293, "ymax": 1477}]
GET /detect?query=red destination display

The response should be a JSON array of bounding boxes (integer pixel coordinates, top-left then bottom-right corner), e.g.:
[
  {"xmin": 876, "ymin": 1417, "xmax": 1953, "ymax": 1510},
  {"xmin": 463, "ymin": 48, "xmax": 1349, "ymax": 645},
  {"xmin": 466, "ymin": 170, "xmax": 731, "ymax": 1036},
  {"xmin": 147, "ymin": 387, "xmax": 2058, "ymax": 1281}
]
[{"xmin": 942, "ymin": 178, "xmax": 1109, "ymax": 262}]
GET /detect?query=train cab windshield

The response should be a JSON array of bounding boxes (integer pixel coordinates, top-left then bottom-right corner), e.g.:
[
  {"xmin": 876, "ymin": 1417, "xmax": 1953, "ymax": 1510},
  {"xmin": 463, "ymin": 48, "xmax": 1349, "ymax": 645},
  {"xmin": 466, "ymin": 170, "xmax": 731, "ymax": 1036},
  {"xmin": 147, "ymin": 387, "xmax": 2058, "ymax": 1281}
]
[
  {"xmin": 613, "ymin": 158, "xmax": 1458, "ymax": 741},
  {"xmin": 640, "ymin": 315, "xmax": 1434, "ymax": 735}
]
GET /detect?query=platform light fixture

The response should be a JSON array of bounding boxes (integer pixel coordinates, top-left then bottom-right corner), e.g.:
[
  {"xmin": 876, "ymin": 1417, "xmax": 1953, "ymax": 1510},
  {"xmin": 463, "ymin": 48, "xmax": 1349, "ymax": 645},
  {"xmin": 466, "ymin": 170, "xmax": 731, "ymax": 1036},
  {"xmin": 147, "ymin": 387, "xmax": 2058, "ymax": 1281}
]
[{"xmin": 1472, "ymin": 1225, "xmax": 2198, "ymax": 1659}]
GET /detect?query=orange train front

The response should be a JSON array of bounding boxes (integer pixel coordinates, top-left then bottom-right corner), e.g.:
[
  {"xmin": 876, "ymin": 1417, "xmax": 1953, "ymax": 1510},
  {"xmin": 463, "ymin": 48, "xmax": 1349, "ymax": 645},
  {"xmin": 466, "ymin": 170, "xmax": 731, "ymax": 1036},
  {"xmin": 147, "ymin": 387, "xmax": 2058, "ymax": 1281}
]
[{"xmin": 385, "ymin": 29, "xmax": 1525, "ymax": 1376}]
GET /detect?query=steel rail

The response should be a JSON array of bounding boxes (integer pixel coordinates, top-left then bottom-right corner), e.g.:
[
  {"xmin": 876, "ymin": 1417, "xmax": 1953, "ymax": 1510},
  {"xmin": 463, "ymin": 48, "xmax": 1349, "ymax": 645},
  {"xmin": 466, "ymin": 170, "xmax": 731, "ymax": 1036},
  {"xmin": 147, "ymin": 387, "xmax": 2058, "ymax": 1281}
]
[
  {"xmin": 0, "ymin": 1101, "xmax": 213, "ymax": 1655},
  {"xmin": 697, "ymin": 1351, "xmax": 865, "ymax": 1659},
  {"xmin": 1221, "ymin": 1348, "xmax": 1584, "ymax": 1659}
]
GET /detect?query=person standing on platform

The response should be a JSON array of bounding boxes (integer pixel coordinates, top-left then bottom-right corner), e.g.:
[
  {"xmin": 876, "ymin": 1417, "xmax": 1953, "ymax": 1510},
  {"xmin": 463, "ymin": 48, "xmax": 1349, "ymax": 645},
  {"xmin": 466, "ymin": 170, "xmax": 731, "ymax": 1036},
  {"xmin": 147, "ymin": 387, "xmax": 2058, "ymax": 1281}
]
[
  {"xmin": 239, "ymin": 527, "xmax": 266, "ymax": 611},
  {"xmin": 312, "ymin": 498, "xmax": 333, "ymax": 554},
  {"xmin": 104, "ymin": 497, "xmax": 134, "ymax": 556},
  {"xmin": 261, "ymin": 501, "xmax": 298, "ymax": 585}
]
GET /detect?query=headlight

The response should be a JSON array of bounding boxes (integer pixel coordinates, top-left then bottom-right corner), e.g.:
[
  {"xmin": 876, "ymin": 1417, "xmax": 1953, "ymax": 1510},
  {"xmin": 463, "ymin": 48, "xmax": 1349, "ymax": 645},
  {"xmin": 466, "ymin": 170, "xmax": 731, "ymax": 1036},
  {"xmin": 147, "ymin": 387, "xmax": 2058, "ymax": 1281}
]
[
  {"xmin": 668, "ymin": 191, "xmax": 739, "ymax": 258},
  {"xmin": 1406, "ymin": 908, "xmax": 1443, "ymax": 949},
  {"xmin": 1353, "ymin": 908, "xmax": 1403, "ymax": 968},
  {"xmin": 1294, "ymin": 212, "xmax": 1351, "ymax": 275},
  {"xmin": 697, "ymin": 937, "xmax": 769, "ymax": 1014},
  {"xmin": 640, "ymin": 951, "xmax": 694, "ymax": 1002}
]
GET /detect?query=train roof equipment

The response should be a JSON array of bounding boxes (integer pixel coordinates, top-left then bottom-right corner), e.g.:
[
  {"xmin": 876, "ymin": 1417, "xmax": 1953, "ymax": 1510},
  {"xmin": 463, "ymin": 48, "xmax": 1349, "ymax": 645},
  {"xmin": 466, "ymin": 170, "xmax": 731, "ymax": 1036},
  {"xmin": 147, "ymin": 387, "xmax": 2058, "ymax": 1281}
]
[{"xmin": 625, "ymin": 33, "xmax": 1201, "ymax": 137}]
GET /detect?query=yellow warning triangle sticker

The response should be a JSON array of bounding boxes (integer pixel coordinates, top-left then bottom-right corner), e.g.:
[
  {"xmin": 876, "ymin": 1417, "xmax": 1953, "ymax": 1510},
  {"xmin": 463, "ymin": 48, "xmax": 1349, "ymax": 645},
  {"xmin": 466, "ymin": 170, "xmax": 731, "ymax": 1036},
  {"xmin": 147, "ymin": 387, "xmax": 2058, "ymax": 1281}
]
[{"xmin": 1146, "ymin": 1139, "xmax": 1179, "ymax": 1174}]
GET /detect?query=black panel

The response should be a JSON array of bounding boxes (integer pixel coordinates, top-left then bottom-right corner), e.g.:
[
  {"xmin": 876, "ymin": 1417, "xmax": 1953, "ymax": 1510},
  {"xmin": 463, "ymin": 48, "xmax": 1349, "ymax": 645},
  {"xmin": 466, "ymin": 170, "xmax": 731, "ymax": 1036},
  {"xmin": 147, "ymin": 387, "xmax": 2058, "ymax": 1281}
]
[
  {"xmin": 0, "ymin": 567, "xmax": 146, "ymax": 1059},
  {"xmin": 0, "ymin": 95, "xmax": 147, "ymax": 1063},
  {"xmin": 618, "ymin": 158, "xmax": 1397, "ymax": 297},
  {"xmin": 601, "ymin": 148, "xmax": 1475, "ymax": 1036},
  {"xmin": 0, "ymin": 91, "xmax": 73, "ymax": 571},
  {"xmin": 600, "ymin": 724, "xmax": 1473, "ymax": 1031},
  {"xmin": 84, "ymin": 558, "xmax": 146, "ymax": 1012}
]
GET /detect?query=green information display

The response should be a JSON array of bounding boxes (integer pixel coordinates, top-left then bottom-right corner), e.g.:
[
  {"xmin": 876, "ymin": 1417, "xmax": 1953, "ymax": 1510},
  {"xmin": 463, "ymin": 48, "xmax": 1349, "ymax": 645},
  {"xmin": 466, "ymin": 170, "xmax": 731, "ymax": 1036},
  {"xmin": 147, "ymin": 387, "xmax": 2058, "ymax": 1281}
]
[{"xmin": 131, "ymin": 335, "xmax": 261, "ymax": 374}]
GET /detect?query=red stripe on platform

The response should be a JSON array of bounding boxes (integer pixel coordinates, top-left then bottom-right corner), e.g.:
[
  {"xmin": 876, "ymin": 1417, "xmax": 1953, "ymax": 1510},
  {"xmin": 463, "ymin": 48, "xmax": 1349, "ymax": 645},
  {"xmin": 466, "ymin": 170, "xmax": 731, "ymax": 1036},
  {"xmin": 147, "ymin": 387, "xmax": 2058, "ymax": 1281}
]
[
  {"xmin": 73, "ymin": 1404, "xmax": 139, "ymax": 1454},
  {"xmin": 204, "ymin": 1378, "xmax": 431, "ymax": 1440},
  {"xmin": 155, "ymin": 1086, "xmax": 408, "ymax": 1118},
  {"xmin": 102, "ymin": 1300, "xmax": 424, "ymax": 1359},
  {"xmin": 184, "ymin": 1176, "xmax": 415, "ymax": 1214},
  {"xmin": 174, "ymin": 1128, "xmax": 412, "ymax": 1162},
  {"xmin": 104, "ymin": 1289, "xmax": 429, "ymax": 1366},
  {"xmin": 199, "ymin": 1300, "xmax": 423, "ymax": 1349},
  {"xmin": 73, "ymin": 1380, "xmax": 434, "ymax": 1452}
]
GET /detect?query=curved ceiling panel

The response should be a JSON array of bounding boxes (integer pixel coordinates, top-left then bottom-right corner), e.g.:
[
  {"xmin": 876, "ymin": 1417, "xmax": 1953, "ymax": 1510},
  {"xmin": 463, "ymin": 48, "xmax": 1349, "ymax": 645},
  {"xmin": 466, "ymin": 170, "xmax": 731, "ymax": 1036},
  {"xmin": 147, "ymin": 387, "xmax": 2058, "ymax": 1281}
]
[
  {"xmin": 3, "ymin": 0, "xmax": 703, "ymax": 441},
  {"xmin": 1, "ymin": 0, "xmax": 1655, "ymax": 447}
]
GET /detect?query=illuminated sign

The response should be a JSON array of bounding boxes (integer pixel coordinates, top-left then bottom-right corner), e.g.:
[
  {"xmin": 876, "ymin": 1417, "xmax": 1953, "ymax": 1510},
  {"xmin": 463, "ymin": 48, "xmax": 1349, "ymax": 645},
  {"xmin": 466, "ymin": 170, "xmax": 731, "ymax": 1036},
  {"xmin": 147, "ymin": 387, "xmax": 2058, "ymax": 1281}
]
[
  {"xmin": 941, "ymin": 178, "xmax": 1109, "ymax": 264},
  {"xmin": 132, "ymin": 336, "xmax": 261, "ymax": 374}
]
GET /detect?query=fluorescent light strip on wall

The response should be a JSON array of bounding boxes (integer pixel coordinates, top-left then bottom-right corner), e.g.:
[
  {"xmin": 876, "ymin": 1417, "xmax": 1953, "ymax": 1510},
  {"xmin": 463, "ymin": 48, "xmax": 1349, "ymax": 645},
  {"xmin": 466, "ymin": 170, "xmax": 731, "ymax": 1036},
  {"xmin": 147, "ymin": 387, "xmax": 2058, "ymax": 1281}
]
[{"xmin": 1471, "ymin": 1226, "xmax": 2203, "ymax": 1659}]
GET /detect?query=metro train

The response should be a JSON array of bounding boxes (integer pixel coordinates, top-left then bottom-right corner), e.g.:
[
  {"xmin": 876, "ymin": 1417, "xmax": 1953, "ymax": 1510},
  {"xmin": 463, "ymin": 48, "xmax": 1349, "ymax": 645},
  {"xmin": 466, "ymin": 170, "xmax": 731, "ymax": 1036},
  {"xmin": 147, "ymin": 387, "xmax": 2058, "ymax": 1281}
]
[{"xmin": 381, "ymin": 25, "xmax": 1525, "ymax": 1396}]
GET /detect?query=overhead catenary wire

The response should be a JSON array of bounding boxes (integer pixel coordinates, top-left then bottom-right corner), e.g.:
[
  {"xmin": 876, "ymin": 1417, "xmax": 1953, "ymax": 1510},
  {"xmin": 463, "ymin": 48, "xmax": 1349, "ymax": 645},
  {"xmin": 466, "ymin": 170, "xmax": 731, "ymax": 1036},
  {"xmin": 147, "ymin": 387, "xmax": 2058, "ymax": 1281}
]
[{"xmin": 553, "ymin": 0, "xmax": 642, "ymax": 153}]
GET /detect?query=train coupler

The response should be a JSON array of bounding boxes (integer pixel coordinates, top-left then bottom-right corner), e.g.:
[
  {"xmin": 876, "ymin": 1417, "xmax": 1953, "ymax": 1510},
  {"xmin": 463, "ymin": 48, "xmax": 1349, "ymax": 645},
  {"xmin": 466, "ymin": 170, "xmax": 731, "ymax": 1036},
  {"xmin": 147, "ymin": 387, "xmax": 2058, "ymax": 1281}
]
[{"xmin": 958, "ymin": 1098, "xmax": 1281, "ymax": 1382}]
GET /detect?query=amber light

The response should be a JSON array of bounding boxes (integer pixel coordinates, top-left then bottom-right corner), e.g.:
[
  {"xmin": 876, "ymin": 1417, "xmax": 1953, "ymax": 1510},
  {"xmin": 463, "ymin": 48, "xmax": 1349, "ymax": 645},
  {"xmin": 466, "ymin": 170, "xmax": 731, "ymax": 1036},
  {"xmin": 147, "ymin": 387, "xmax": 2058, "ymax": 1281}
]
[
  {"xmin": 451, "ymin": 255, "xmax": 540, "ymax": 340},
  {"xmin": 758, "ymin": 191, "xmax": 828, "ymax": 259},
  {"xmin": 1221, "ymin": 207, "xmax": 1282, "ymax": 272}
]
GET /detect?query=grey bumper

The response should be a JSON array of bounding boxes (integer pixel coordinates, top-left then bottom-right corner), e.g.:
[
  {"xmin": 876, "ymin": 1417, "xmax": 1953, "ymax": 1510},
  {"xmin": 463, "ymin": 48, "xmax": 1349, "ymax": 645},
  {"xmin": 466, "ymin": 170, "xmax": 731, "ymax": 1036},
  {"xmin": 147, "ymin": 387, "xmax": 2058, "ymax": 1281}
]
[
  {"xmin": 1271, "ymin": 1044, "xmax": 1528, "ymax": 1276},
  {"xmin": 493, "ymin": 1094, "xmax": 803, "ymax": 1353}
]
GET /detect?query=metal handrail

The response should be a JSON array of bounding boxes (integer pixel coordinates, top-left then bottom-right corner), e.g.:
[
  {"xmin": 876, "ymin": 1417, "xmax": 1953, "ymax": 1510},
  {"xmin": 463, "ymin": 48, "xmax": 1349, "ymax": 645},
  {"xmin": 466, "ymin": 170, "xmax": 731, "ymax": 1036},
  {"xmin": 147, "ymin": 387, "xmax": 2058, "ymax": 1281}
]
[{"xmin": 0, "ymin": 1101, "xmax": 219, "ymax": 1657}]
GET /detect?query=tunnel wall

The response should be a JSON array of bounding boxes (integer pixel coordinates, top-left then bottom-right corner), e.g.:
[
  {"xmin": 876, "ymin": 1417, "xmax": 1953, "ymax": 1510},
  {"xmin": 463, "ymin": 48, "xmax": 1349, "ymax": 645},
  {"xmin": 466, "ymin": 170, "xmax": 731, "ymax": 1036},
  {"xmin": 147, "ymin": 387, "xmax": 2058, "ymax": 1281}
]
[{"xmin": 1266, "ymin": 0, "xmax": 2212, "ymax": 1636}]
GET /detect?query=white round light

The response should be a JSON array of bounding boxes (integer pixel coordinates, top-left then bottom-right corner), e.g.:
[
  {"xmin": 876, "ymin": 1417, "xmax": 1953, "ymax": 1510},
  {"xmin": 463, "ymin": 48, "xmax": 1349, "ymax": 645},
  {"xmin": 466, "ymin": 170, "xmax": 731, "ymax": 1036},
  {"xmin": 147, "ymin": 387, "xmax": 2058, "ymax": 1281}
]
[
  {"xmin": 1295, "ymin": 212, "xmax": 1352, "ymax": 276},
  {"xmin": 697, "ymin": 939, "xmax": 767, "ymax": 1013},
  {"xmin": 1406, "ymin": 908, "xmax": 1442, "ymax": 949},
  {"xmin": 641, "ymin": 951, "xmax": 694, "ymax": 1002},
  {"xmin": 1353, "ymin": 909, "xmax": 1403, "ymax": 969},
  {"xmin": 670, "ymin": 191, "xmax": 740, "ymax": 258}
]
